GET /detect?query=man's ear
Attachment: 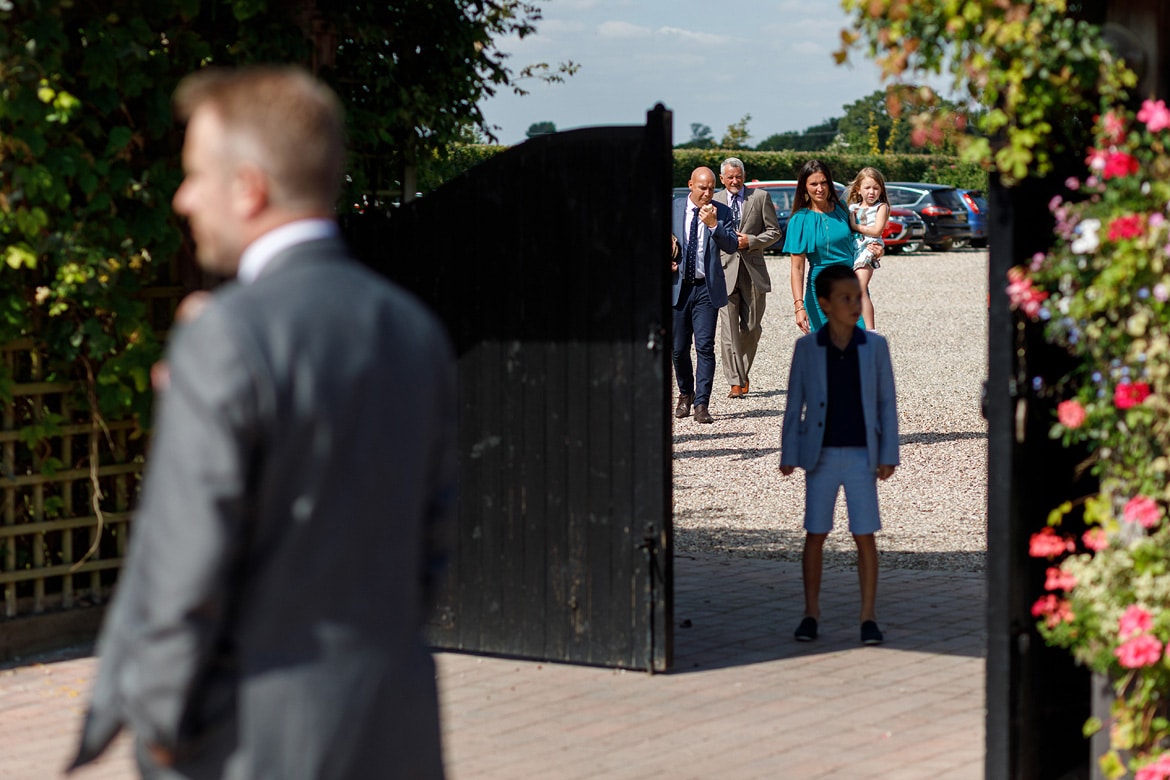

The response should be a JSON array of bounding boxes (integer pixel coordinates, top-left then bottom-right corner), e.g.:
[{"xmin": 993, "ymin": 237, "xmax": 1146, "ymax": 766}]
[{"xmin": 232, "ymin": 162, "xmax": 269, "ymax": 218}]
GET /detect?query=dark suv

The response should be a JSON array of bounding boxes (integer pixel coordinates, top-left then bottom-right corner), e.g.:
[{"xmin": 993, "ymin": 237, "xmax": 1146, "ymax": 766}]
[{"xmin": 884, "ymin": 182, "xmax": 974, "ymax": 251}]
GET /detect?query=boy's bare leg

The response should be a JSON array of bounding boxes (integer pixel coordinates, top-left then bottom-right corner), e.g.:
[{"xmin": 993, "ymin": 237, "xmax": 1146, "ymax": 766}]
[
  {"xmin": 802, "ymin": 532, "xmax": 828, "ymax": 618},
  {"xmin": 854, "ymin": 533, "xmax": 879, "ymax": 623}
]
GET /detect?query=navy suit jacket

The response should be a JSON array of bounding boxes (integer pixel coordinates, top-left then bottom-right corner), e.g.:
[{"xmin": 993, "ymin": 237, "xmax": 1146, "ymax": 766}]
[
  {"xmin": 671, "ymin": 196, "xmax": 736, "ymax": 308},
  {"xmin": 780, "ymin": 328, "xmax": 900, "ymax": 473}
]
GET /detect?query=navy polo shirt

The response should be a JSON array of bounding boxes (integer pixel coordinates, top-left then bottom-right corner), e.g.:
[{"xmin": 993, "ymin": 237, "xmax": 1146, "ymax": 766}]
[{"xmin": 818, "ymin": 326, "xmax": 867, "ymax": 448}]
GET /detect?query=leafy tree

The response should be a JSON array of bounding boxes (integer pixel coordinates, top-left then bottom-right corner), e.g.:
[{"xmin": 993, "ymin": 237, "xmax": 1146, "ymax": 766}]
[
  {"xmin": 0, "ymin": 0, "xmax": 568, "ymax": 434},
  {"xmin": 526, "ymin": 121, "xmax": 557, "ymax": 137},
  {"xmin": 756, "ymin": 118, "xmax": 840, "ymax": 151},
  {"xmin": 676, "ymin": 123, "xmax": 715, "ymax": 149},
  {"xmin": 836, "ymin": 88, "xmax": 968, "ymax": 154},
  {"xmin": 720, "ymin": 114, "xmax": 752, "ymax": 149}
]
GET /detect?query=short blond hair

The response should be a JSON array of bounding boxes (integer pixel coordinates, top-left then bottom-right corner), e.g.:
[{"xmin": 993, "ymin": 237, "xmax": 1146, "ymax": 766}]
[{"xmin": 174, "ymin": 65, "xmax": 345, "ymax": 210}]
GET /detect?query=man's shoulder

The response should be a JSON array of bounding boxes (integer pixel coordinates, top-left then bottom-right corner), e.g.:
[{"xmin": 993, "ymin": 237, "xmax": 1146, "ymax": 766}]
[{"xmin": 745, "ymin": 188, "xmax": 770, "ymax": 204}]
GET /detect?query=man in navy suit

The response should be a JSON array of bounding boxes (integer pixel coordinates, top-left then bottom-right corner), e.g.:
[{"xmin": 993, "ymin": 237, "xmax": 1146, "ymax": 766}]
[{"xmin": 671, "ymin": 167, "xmax": 737, "ymax": 423}]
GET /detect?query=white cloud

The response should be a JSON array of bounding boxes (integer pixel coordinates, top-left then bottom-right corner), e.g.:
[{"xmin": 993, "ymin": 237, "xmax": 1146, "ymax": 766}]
[
  {"xmin": 598, "ymin": 20, "xmax": 653, "ymax": 38},
  {"xmin": 657, "ymin": 26, "xmax": 732, "ymax": 46}
]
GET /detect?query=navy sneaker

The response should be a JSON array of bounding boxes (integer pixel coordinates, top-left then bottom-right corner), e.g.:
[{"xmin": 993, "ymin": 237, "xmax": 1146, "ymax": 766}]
[
  {"xmin": 794, "ymin": 616, "xmax": 818, "ymax": 642},
  {"xmin": 861, "ymin": 620, "xmax": 884, "ymax": 645}
]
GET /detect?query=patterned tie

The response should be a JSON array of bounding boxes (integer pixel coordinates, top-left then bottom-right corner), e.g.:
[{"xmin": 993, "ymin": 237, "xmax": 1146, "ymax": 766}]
[
  {"xmin": 731, "ymin": 193, "xmax": 741, "ymax": 229},
  {"xmin": 685, "ymin": 206, "xmax": 699, "ymax": 284}
]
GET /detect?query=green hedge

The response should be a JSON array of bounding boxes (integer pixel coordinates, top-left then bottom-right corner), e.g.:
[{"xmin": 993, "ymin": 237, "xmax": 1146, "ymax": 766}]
[{"xmin": 419, "ymin": 145, "xmax": 989, "ymax": 195}]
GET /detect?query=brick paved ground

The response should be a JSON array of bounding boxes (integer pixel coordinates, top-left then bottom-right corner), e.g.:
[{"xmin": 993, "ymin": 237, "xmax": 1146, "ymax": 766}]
[{"xmin": 1, "ymin": 553, "xmax": 984, "ymax": 780}]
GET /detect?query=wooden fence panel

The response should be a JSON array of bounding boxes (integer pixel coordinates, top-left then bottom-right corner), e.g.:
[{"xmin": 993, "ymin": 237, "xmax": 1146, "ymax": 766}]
[{"xmin": 0, "ymin": 340, "xmax": 141, "ymax": 620}]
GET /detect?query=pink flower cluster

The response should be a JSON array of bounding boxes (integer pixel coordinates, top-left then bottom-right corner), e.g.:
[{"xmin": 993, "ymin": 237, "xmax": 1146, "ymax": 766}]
[
  {"xmin": 1116, "ymin": 381, "xmax": 1152, "ymax": 409},
  {"xmin": 1029, "ymin": 527, "xmax": 1075, "ymax": 558},
  {"xmin": 1044, "ymin": 566, "xmax": 1077, "ymax": 591},
  {"xmin": 1138, "ymin": 99, "xmax": 1170, "ymax": 133},
  {"xmin": 1114, "ymin": 606, "xmax": 1165, "ymax": 669},
  {"xmin": 1056, "ymin": 399, "xmax": 1086, "ymax": 429},
  {"xmin": 1124, "ymin": 496, "xmax": 1162, "ymax": 529},
  {"xmin": 1120, "ymin": 605, "xmax": 1154, "ymax": 638},
  {"xmin": 1087, "ymin": 148, "xmax": 1141, "ymax": 180},
  {"xmin": 1082, "ymin": 527, "xmax": 1109, "ymax": 552},
  {"xmin": 1109, "ymin": 214, "xmax": 1145, "ymax": 241},
  {"xmin": 1116, "ymin": 634, "xmax": 1164, "ymax": 669},
  {"xmin": 1102, "ymin": 111, "xmax": 1128, "ymax": 145},
  {"xmin": 1006, "ymin": 267, "xmax": 1048, "ymax": 318},
  {"xmin": 1031, "ymin": 594, "xmax": 1074, "ymax": 629},
  {"xmin": 1137, "ymin": 753, "xmax": 1170, "ymax": 780}
]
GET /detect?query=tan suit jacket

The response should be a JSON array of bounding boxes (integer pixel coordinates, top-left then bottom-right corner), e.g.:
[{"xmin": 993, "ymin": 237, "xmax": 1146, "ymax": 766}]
[{"xmin": 713, "ymin": 187, "xmax": 780, "ymax": 293}]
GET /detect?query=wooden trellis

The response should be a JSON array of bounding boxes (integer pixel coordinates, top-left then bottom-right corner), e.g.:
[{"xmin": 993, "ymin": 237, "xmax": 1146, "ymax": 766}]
[{"xmin": 0, "ymin": 340, "xmax": 144, "ymax": 619}]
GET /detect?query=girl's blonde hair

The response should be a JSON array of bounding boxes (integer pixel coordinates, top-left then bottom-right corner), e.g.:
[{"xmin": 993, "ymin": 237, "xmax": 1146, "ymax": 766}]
[{"xmin": 846, "ymin": 167, "xmax": 890, "ymax": 207}]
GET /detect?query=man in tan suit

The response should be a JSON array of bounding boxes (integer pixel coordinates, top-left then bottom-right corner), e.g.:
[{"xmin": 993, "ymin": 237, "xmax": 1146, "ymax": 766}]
[{"xmin": 714, "ymin": 158, "xmax": 781, "ymax": 398}]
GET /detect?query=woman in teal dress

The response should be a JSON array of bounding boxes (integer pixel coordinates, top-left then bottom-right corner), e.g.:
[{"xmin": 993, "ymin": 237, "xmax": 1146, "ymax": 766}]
[{"xmin": 783, "ymin": 160, "xmax": 881, "ymax": 332}]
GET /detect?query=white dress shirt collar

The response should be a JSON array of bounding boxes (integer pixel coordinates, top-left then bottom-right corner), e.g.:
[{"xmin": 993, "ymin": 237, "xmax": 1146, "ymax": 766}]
[{"xmin": 237, "ymin": 219, "xmax": 340, "ymax": 284}]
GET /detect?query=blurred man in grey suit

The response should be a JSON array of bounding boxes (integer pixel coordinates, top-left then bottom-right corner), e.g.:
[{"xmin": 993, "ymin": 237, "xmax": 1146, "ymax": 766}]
[
  {"xmin": 714, "ymin": 158, "xmax": 781, "ymax": 398},
  {"xmin": 71, "ymin": 66, "xmax": 456, "ymax": 780}
]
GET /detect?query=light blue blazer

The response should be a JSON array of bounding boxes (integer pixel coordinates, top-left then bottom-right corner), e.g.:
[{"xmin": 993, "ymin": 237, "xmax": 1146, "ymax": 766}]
[{"xmin": 779, "ymin": 328, "xmax": 900, "ymax": 473}]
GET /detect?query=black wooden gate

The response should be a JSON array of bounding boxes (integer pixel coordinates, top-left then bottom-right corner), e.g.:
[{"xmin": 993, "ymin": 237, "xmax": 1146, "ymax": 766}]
[{"xmin": 346, "ymin": 107, "xmax": 675, "ymax": 671}]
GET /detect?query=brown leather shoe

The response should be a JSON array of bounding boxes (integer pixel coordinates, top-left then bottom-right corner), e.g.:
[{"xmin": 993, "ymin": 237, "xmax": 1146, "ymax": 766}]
[
  {"xmin": 693, "ymin": 404, "xmax": 713, "ymax": 424},
  {"xmin": 728, "ymin": 385, "xmax": 744, "ymax": 398},
  {"xmin": 674, "ymin": 393, "xmax": 694, "ymax": 418},
  {"xmin": 742, "ymin": 380, "xmax": 749, "ymax": 394}
]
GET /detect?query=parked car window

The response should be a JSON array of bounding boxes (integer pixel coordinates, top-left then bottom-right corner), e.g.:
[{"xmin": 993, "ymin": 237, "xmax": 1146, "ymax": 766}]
[{"xmin": 887, "ymin": 188, "xmax": 921, "ymax": 206}]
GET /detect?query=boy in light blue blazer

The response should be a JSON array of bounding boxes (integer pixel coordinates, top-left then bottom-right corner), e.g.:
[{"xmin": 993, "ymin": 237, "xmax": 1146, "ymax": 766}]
[{"xmin": 779, "ymin": 264, "xmax": 899, "ymax": 645}]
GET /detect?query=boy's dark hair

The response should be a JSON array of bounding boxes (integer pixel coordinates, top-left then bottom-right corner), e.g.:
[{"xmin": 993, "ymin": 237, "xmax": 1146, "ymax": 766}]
[{"xmin": 815, "ymin": 264, "xmax": 858, "ymax": 302}]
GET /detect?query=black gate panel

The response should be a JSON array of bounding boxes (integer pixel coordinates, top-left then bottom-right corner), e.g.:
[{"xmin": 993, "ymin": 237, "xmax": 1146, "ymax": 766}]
[{"xmin": 347, "ymin": 108, "xmax": 675, "ymax": 670}]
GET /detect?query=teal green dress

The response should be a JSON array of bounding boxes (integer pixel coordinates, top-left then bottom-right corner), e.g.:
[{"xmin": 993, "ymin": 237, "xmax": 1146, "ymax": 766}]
[{"xmin": 782, "ymin": 205, "xmax": 860, "ymax": 330}]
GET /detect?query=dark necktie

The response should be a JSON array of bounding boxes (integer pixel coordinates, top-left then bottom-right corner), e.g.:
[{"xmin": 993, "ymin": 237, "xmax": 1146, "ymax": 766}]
[
  {"xmin": 731, "ymin": 194, "xmax": 741, "ymax": 229},
  {"xmin": 686, "ymin": 207, "xmax": 699, "ymax": 284}
]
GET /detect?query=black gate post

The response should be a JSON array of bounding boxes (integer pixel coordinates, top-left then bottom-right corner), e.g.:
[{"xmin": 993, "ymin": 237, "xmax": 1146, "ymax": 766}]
[{"xmin": 986, "ymin": 3, "xmax": 1170, "ymax": 777}]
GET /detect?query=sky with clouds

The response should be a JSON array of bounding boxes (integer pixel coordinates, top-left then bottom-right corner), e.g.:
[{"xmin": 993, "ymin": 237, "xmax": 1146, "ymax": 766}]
[{"xmin": 477, "ymin": 0, "xmax": 904, "ymax": 146}]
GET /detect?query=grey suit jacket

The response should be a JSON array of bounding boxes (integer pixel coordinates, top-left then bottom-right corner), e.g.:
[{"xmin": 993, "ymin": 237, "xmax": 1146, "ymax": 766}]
[
  {"xmin": 779, "ymin": 328, "xmax": 900, "ymax": 473},
  {"xmin": 713, "ymin": 187, "xmax": 780, "ymax": 293},
  {"xmin": 671, "ymin": 196, "xmax": 736, "ymax": 308},
  {"xmin": 73, "ymin": 237, "xmax": 456, "ymax": 780}
]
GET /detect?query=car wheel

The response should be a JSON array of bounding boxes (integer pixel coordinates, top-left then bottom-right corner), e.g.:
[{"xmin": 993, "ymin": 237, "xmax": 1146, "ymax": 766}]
[
  {"xmin": 893, "ymin": 240, "xmax": 922, "ymax": 254},
  {"xmin": 952, "ymin": 238, "xmax": 970, "ymax": 249},
  {"xmin": 928, "ymin": 239, "xmax": 954, "ymax": 252}
]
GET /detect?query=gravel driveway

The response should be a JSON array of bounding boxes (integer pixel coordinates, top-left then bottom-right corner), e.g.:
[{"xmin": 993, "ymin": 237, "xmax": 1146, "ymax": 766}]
[{"xmin": 672, "ymin": 248, "xmax": 989, "ymax": 572}]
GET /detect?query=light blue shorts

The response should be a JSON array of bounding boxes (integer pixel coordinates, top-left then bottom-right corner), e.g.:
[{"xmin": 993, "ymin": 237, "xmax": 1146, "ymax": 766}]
[{"xmin": 803, "ymin": 447, "xmax": 881, "ymax": 535}]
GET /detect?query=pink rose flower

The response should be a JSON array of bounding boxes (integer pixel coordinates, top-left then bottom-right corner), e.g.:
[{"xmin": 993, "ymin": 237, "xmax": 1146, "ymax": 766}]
[
  {"xmin": 1109, "ymin": 214, "xmax": 1145, "ymax": 241},
  {"xmin": 1115, "ymin": 381, "xmax": 1152, "ymax": 410},
  {"xmin": 1044, "ymin": 566, "xmax": 1077, "ymax": 592},
  {"xmin": 1082, "ymin": 527, "xmax": 1109, "ymax": 552},
  {"xmin": 1031, "ymin": 594, "xmax": 1075, "ymax": 629},
  {"xmin": 1138, "ymin": 98, "xmax": 1170, "ymax": 133},
  {"xmin": 1136, "ymin": 753, "xmax": 1170, "ymax": 780},
  {"xmin": 1005, "ymin": 267, "xmax": 1049, "ymax": 319},
  {"xmin": 1029, "ymin": 527, "xmax": 1075, "ymax": 558},
  {"xmin": 1115, "ymin": 634, "xmax": 1164, "ymax": 668},
  {"xmin": 1119, "ymin": 605, "xmax": 1154, "ymax": 638},
  {"xmin": 1124, "ymin": 495, "xmax": 1162, "ymax": 529},
  {"xmin": 1103, "ymin": 151, "xmax": 1141, "ymax": 180},
  {"xmin": 1056, "ymin": 399, "xmax": 1086, "ymax": 429},
  {"xmin": 1102, "ymin": 111, "xmax": 1128, "ymax": 144}
]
